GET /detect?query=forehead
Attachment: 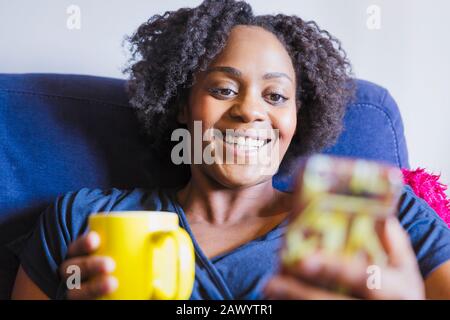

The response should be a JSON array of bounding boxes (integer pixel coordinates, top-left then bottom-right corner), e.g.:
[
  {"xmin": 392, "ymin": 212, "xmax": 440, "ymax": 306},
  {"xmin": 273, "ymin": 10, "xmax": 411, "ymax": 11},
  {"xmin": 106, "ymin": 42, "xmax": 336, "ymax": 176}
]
[{"xmin": 207, "ymin": 25, "xmax": 295, "ymax": 78}]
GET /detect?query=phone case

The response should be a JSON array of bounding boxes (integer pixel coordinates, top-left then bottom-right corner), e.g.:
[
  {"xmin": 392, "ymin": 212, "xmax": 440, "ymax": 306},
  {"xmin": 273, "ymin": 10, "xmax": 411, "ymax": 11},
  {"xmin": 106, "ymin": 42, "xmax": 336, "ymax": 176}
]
[{"xmin": 281, "ymin": 154, "xmax": 404, "ymax": 270}]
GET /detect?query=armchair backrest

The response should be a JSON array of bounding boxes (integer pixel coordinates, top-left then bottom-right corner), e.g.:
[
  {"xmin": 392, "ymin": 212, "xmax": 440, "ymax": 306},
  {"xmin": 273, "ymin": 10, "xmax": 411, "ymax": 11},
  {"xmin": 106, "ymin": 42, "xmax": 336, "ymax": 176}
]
[{"xmin": 0, "ymin": 73, "xmax": 409, "ymax": 298}]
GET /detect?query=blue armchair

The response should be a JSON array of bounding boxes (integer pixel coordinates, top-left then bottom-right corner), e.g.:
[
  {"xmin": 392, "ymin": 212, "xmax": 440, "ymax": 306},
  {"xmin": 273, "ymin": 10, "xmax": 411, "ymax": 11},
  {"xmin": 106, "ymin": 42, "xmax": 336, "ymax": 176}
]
[{"xmin": 0, "ymin": 73, "xmax": 409, "ymax": 299}]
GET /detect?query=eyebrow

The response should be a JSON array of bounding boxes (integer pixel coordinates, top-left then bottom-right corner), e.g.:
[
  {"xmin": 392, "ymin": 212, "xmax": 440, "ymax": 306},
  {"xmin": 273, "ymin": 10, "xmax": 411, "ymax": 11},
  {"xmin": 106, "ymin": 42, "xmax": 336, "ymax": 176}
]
[{"xmin": 205, "ymin": 66, "xmax": 293, "ymax": 83}]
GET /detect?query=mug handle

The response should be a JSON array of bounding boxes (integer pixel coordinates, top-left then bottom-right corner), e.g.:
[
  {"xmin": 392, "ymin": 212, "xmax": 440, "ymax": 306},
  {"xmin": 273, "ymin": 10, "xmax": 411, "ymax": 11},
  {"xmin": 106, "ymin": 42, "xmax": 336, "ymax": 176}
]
[{"xmin": 148, "ymin": 228, "xmax": 195, "ymax": 300}]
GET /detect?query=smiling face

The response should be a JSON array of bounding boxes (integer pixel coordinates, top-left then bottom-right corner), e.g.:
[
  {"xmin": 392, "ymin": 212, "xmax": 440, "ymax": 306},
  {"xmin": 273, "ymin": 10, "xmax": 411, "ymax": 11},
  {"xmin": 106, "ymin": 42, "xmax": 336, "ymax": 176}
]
[{"xmin": 178, "ymin": 25, "xmax": 298, "ymax": 188}]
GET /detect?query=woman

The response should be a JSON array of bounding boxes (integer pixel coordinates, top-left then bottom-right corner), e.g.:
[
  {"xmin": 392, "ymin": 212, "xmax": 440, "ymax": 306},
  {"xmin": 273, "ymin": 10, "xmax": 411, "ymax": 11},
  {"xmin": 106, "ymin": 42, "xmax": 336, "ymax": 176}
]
[{"xmin": 10, "ymin": 0, "xmax": 450, "ymax": 299}]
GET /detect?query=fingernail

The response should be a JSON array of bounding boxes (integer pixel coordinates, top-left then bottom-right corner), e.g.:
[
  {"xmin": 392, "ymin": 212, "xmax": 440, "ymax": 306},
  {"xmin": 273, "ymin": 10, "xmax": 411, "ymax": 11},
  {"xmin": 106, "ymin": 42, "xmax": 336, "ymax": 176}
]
[
  {"xmin": 103, "ymin": 276, "xmax": 118, "ymax": 293},
  {"xmin": 89, "ymin": 232, "xmax": 100, "ymax": 248},
  {"xmin": 103, "ymin": 258, "xmax": 116, "ymax": 273}
]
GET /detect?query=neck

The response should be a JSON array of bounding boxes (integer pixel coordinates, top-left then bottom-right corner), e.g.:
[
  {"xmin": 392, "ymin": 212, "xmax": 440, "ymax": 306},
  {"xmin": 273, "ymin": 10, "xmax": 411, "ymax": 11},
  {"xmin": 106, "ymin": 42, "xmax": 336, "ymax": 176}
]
[{"xmin": 176, "ymin": 169, "xmax": 289, "ymax": 225}]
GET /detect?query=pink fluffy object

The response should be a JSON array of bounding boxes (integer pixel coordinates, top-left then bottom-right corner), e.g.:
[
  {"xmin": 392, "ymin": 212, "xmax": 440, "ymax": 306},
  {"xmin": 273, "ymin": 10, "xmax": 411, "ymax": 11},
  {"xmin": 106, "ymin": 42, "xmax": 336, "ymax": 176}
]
[{"xmin": 402, "ymin": 168, "xmax": 450, "ymax": 228}]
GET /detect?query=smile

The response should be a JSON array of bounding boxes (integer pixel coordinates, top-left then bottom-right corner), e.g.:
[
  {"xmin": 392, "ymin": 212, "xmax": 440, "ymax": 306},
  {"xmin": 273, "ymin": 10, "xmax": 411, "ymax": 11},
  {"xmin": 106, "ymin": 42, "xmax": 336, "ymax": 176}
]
[
  {"xmin": 223, "ymin": 135, "xmax": 270, "ymax": 150},
  {"xmin": 213, "ymin": 130, "xmax": 274, "ymax": 155}
]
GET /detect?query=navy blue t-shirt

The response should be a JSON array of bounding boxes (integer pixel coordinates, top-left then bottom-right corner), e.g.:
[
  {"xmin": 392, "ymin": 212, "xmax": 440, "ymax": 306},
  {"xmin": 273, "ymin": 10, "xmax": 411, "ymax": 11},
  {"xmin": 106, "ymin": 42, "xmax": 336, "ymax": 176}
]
[{"xmin": 7, "ymin": 185, "xmax": 450, "ymax": 299}]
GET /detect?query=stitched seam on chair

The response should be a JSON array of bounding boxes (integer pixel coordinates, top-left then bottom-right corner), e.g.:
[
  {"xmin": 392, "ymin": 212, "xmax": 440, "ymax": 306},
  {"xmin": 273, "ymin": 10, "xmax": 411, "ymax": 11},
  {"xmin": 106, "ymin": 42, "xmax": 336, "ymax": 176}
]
[
  {"xmin": 0, "ymin": 89, "xmax": 130, "ymax": 109},
  {"xmin": 350, "ymin": 103, "xmax": 401, "ymax": 167}
]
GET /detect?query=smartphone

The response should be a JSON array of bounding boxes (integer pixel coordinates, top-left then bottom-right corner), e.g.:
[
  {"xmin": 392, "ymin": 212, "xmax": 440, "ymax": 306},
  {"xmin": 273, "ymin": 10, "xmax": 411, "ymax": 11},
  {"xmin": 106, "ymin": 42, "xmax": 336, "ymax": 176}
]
[{"xmin": 281, "ymin": 154, "xmax": 404, "ymax": 269}]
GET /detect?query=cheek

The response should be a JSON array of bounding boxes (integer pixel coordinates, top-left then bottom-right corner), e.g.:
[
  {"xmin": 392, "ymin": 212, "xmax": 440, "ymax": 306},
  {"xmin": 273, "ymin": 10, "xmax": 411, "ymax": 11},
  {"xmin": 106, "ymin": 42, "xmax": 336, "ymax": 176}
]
[
  {"xmin": 188, "ymin": 95, "xmax": 208, "ymax": 120},
  {"xmin": 188, "ymin": 95, "xmax": 223, "ymax": 127},
  {"xmin": 273, "ymin": 106, "xmax": 297, "ymax": 142}
]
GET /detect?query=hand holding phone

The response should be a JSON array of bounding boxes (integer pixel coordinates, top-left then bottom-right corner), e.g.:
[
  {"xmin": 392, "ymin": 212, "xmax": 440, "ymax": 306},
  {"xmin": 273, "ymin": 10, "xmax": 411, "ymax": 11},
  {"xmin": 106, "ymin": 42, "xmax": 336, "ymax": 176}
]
[{"xmin": 281, "ymin": 155, "xmax": 404, "ymax": 273}]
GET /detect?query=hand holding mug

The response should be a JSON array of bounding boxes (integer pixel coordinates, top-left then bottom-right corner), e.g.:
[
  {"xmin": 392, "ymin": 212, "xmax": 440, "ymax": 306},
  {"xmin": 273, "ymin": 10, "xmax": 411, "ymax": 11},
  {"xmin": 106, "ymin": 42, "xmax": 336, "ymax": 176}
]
[{"xmin": 60, "ymin": 211, "xmax": 195, "ymax": 300}]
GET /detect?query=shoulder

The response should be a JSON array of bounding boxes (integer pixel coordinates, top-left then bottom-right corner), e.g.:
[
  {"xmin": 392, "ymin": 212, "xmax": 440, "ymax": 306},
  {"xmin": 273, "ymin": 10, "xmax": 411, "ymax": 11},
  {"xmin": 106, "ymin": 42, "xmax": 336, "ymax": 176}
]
[
  {"xmin": 397, "ymin": 184, "xmax": 450, "ymax": 277},
  {"xmin": 398, "ymin": 184, "xmax": 449, "ymax": 229},
  {"xmin": 6, "ymin": 186, "xmax": 177, "ymax": 300},
  {"xmin": 47, "ymin": 186, "xmax": 171, "ymax": 241}
]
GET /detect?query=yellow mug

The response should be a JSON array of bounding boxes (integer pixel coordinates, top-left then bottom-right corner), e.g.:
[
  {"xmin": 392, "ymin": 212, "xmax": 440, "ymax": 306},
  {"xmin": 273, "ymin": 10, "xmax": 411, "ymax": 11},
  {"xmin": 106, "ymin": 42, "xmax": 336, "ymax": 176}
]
[{"xmin": 88, "ymin": 211, "xmax": 195, "ymax": 300}]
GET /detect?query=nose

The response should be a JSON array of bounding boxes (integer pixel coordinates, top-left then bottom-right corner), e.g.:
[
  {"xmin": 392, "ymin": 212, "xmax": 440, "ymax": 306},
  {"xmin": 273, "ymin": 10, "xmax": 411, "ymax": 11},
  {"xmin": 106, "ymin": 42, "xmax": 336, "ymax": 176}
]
[{"xmin": 228, "ymin": 90, "xmax": 268, "ymax": 123}]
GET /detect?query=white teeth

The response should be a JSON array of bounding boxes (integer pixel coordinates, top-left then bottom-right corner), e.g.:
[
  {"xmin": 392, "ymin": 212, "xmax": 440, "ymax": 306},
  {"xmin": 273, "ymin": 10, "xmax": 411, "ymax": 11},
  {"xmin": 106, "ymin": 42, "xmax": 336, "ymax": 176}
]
[
  {"xmin": 225, "ymin": 135, "xmax": 233, "ymax": 144},
  {"xmin": 223, "ymin": 134, "xmax": 267, "ymax": 149}
]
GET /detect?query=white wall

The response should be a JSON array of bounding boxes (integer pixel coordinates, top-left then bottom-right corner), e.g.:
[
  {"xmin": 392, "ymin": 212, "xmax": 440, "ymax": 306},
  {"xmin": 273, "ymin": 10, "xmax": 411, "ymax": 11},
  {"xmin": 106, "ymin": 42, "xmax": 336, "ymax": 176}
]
[{"xmin": 1, "ymin": 0, "xmax": 449, "ymax": 193}]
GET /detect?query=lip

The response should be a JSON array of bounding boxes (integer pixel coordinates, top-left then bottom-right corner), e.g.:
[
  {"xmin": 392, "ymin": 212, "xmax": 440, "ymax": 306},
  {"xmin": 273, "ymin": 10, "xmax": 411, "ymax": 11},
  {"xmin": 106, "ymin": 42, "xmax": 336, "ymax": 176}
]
[{"xmin": 217, "ymin": 128, "xmax": 275, "ymax": 142}]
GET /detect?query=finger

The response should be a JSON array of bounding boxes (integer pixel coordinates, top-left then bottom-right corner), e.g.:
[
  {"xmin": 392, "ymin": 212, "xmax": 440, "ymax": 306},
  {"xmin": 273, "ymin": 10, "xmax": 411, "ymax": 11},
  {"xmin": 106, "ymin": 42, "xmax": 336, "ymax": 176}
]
[
  {"xmin": 379, "ymin": 218, "xmax": 416, "ymax": 267},
  {"xmin": 283, "ymin": 253, "xmax": 369, "ymax": 296},
  {"xmin": 264, "ymin": 275, "xmax": 353, "ymax": 300},
  {"xmin": 66, "ymin": 275, "xmax": 118, "ymax": 300},
  {"xmin": 67, "ymin": 231, "xmax": 101, "ymax": 258},
  {"xmin": 364, "ymin": 267, "xmax": 424, "ymax": 300},
  {"xmin": 60, "ymin": 255, "xmax": 115, "ymax": 282}
]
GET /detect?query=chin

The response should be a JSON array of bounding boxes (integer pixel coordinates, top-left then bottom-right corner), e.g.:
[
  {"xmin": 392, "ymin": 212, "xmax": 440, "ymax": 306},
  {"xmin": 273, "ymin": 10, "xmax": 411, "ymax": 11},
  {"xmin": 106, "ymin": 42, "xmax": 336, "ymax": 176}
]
[{"xmin": 208, "ymin": 163, "xmax": 274, "ymax": 189}]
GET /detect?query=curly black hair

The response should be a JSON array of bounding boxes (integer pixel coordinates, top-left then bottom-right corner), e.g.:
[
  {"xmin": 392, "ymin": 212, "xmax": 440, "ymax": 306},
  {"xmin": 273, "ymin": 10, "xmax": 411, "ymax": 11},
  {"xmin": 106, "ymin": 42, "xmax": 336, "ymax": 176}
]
[{"xmin": 125, "ymin": 0, "xmax": 355, "ymax": 170}]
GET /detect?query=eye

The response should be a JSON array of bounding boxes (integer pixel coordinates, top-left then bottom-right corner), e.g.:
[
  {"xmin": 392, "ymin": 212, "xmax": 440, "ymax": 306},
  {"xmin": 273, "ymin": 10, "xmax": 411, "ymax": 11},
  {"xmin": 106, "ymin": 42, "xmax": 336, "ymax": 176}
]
[
  {"xmin": 265, "ymin": 92, "xmax": 288, "ymax": 104},
  {"xmin": 208, "ymin": 88, "xmax": 237, "ymax": 99}
]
